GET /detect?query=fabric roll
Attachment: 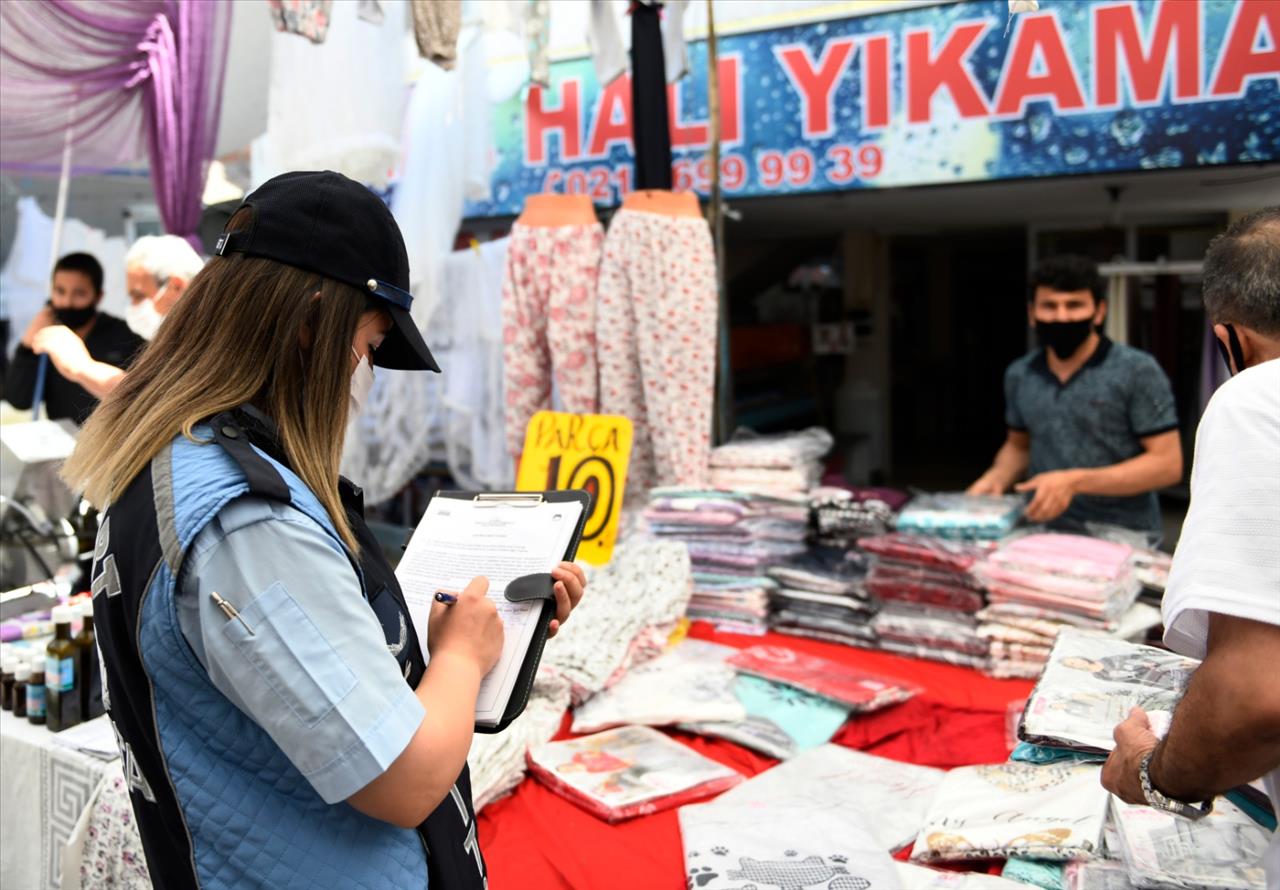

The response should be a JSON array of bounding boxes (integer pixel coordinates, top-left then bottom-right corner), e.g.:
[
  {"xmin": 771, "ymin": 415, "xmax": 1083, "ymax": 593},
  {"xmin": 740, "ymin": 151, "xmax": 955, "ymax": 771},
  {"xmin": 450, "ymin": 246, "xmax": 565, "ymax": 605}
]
[
  {"xmin": 597, "ymin": 192, "xmax": 715, "ymax": 492},
  {"xmin": 501, "ymin": 194, "xmax": 604, "ymax": 458}
]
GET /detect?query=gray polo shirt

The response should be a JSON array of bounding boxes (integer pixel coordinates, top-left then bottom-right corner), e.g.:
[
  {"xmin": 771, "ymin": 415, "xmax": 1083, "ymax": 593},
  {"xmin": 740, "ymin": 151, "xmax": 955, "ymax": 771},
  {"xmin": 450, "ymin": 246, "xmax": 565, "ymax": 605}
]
[{"xmin": 1004, "ymin": 338, "xmax": 1178, "ymax": 534}]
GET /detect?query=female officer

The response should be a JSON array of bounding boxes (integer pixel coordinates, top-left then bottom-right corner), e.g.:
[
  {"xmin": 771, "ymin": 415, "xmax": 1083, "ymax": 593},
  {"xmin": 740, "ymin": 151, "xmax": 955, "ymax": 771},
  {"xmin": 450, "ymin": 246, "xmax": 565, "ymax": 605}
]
[{"xmin": 63, "ymin": 171, "xmax": 585, "ymax": 889}]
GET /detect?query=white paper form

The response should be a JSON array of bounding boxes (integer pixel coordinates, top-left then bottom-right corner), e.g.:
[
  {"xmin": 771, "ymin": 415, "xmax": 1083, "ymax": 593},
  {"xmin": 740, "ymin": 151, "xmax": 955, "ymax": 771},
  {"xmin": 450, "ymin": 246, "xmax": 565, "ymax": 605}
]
[{"xmin": 396, "ymin": 496, "xmax": 582, "ymax": 725}]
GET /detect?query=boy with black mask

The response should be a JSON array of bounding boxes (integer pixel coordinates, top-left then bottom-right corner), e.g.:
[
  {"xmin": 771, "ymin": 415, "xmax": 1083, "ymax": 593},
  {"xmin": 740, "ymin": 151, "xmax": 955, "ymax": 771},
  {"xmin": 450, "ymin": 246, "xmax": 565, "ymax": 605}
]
[
  {"xmin": 968, "ymin": 254, "xmax": 1182, "ymax": 536},
  {"xmin": 6, "ymin": 252, "xmax": 144, "ymax": 424}
]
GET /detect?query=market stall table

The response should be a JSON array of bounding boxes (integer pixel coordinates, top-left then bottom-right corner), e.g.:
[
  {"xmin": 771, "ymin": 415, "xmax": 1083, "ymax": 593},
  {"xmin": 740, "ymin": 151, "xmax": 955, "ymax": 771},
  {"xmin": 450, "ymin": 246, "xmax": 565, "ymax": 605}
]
[
  {"xmin": 0, "ymin": 711, "xmax": 116, "ymax": 890},
  {"xmin": 476, "ymin": 622, "xmax": 1035, "ymax": 889}
]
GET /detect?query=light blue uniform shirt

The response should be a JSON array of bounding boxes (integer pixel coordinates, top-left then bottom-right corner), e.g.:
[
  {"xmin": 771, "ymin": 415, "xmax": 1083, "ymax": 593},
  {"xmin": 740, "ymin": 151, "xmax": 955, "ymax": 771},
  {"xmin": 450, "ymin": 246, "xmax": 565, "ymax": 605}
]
[{"xmin": 175, "ymin": 497, "xmax": 424, "ymax": 804}]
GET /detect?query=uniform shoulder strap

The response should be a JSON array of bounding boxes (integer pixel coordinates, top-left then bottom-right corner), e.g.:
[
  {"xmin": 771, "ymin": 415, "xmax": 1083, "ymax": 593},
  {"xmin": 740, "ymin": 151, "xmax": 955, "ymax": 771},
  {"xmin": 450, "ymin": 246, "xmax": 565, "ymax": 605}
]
[{"xmin": 207, "ymin": 411, "xmax": 291, "ymax": 503}]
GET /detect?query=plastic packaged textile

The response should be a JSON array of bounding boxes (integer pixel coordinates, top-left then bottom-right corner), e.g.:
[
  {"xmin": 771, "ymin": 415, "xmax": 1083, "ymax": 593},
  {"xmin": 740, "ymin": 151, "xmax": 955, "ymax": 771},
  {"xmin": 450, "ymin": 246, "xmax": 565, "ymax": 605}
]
[
  {"xmin": 895, "ymin": 492, "xmax": 1024, "ymax": 540},
  {"xmin": 728, "ymin": 644, "xmax": 920, "ymax": 712},
  {"xmin": 526, "ymin": 725, "xmax": 743, "ymax": 823},
  {"xmin": 858, "ymin": 533, "xmax": 993, "ymax": 573},
  {"xmin": 910, "ymin": 762, "xmax": 1108, "ymax": 863}
]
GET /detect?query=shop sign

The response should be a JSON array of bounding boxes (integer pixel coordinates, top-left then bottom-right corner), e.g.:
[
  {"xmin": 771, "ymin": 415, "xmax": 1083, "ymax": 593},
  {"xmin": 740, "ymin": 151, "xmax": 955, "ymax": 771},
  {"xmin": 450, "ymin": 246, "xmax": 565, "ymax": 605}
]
[
  {"xmin": 515, "ymin": 411, "xmax": 633, "ymax": 565},
  {"xmin": 466, "ymin": 0, "xmax": 1278, "ymax": 217}
]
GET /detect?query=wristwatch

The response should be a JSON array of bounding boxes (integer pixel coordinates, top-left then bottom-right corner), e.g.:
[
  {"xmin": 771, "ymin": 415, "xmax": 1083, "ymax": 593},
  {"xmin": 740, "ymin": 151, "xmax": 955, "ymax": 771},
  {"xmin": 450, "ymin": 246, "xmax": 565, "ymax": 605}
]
[{"xmin": 1138, "ymin": 752, "xmax": 1214, "ymax": 820}]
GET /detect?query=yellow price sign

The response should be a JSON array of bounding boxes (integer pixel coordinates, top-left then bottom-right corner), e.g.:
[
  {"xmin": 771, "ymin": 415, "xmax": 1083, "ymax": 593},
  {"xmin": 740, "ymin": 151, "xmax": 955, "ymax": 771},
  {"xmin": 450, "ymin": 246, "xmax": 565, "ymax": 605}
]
[{"xmin": 516, "ymin": 411, "xmax": 633, "ymax": 565}]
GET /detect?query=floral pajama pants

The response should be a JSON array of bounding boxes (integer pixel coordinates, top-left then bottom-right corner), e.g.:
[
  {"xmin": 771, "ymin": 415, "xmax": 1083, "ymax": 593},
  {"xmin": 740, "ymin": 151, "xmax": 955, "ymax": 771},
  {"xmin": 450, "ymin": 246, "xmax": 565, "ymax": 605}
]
[
  {"xmin": 596, "ymin": 207, "xmax": 717, "ymax": 494},
  {"xmin": 501, "ymin": 221, "xmax": 605, "ymax": 457}
]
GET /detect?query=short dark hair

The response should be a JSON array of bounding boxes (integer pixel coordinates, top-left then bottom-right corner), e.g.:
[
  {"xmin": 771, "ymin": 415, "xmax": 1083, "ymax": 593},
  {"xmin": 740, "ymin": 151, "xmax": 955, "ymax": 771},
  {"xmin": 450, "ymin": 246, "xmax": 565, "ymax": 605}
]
[
  {"xmin": 1028, "ymin": 254, "xmax": 1104, "ymax": 305},
  {"xmin": 1202, "ymin": 208, "xmax": 1280, "ymax": 336},
  {"xmin": 53, "ymin": 252, "xmax": 104, "ymax": 295}
]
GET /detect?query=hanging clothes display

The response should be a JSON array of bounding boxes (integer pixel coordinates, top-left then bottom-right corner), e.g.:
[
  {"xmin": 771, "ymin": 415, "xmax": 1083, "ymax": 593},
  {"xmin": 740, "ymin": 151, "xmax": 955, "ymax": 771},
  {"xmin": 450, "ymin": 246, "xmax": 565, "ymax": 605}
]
[
  {"xmin": 255, "ymin": 0, "xmax": 408, "ymax": 188},
  {"xmin": 340, "ymin": 31, "xmax": 493, "ymax": 503},
  {"xmin": 411, "ymin": 0, "xmax": 462, "ymax": 69},
  {"xmin": 267, "ymin": 0, "xmax": 334, "ymax": 44},
  {"xmin": 596, "ymin": 190, "xmax": 716, "ymax": 492},
  {"xmin": 525, "ymin": 0, "xmax": 552, "ymax": 87},
  {"xmin": 436, "ymin": 238, "xmax": 513, "ymax": 490},
  {"xmin": 589, "ymin": 0, "xmax": 690, "ymax": 86},
  {"xmin": 501, "ymin": 194, "xmax": 605, "ymax": 459},
  {"xmin": 630, "ymin": 2, "xmax": 673, "ymax": 189}
]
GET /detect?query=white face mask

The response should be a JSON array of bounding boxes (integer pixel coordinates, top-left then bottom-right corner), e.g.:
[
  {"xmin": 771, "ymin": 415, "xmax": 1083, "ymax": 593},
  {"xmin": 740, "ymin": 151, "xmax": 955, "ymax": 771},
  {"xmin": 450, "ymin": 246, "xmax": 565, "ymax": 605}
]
[
  {"xmin": 126, "ymin": 286, "xmax": 166, "ymax": 340},
  {"xmin": 349, "ymin": 346, "xmax": 374, "ymax": 415}
]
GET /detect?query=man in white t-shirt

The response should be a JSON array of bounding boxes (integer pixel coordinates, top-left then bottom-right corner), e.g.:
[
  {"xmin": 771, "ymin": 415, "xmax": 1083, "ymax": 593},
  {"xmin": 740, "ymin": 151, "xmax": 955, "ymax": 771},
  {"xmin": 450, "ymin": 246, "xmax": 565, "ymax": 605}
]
[{"xmin": 1102, "ymin": 208, "xmax": 1280, "ymax": 883}]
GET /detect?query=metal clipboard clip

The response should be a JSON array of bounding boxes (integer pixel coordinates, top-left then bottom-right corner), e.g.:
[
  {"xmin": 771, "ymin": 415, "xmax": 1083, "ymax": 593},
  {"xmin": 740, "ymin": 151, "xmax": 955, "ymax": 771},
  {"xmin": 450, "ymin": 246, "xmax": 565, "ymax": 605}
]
[{"xmin": 473, "ymin": 493, "xmax": 544, "ymax": 508}]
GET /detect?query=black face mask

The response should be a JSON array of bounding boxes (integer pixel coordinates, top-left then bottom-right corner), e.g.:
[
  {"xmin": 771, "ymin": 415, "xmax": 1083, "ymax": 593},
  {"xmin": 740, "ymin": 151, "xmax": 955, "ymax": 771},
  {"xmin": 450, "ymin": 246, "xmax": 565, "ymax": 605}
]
[
  {"xmin": 1035, "ymin": 318, "xmax": 1094, "ymax": 360},
  {"xmin": 50, "ymin": 302, "xmax": 97, "ymax": 329},
  {"xmin": 1214, "ymin": 323, "xmax": 1247, "ymax": 377}
]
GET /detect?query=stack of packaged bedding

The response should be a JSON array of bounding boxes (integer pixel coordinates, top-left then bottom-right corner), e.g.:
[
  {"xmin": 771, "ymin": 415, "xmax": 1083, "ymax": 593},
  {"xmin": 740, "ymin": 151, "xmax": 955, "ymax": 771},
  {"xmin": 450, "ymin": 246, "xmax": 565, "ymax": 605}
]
[
  {"xmin": 860, "ymin": 533, "xmax": 993, "ymax": 668},
  {"xmin": 974, "ymin": 534, "xmax": 1149, "ymax": 679},
  {"xmin": 645, "ymin": 488, "xmax": 809, "ymax": 632},
  {"xmin": 706, "ymin": 427, "xmax": 833, "ymax": 497},
  {"xmin": 764, "ymin": 545, "xmax": 878, "ymax": 648}
]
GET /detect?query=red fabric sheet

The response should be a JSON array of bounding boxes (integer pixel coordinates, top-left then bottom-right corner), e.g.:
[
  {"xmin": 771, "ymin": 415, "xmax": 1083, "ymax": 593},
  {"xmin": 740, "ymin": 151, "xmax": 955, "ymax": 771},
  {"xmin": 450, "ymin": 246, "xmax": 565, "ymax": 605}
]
[{"xmin": 476, "ymin": 622, "xmax": 1034, "ymax": 889}]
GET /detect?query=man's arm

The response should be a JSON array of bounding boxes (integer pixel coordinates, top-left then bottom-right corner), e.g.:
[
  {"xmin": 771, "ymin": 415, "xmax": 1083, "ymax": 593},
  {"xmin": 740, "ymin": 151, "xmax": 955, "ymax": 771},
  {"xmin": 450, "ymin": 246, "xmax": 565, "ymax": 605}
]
[
  {"xmin": 1102, "ymin": 614, "xmax": 1280, "ymax": 804},
  {"xmin": 968, "ymin": 429, "xmax": 1030, "ymax": 495},
  {"xmin": 1018, "ymin": 430, "xmax": 1182, "ymax": 523},
  {"xmin": 32, "ymin": 325, "xmax": 126, "ymax": 399}
]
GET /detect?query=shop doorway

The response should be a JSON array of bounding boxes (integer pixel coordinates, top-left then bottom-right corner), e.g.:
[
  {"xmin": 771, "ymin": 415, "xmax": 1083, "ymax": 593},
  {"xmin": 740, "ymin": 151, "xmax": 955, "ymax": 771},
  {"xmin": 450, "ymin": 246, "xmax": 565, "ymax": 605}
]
[{"xmin": 888, "ymin": 228, "xmax": 1027, "ymax": 490}]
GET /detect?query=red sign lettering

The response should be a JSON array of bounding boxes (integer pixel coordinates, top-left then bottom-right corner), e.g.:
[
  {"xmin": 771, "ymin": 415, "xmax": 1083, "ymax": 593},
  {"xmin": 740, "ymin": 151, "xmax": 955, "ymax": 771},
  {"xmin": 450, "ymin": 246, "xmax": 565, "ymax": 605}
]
[
  {"xmin": 905, "ymin": 21, "xmax": 991, "ymax": 124},
  {"xmin": 995, "ymin": 13, "xmax": 1087, "ymax": 116},
  {"xmin": 526, "ymin": 79, "xmax": 582, "ymax": 165},
  {"xmin": 587, "ymin": 76, "xmax": 632, "ymax": 158},
  {"xmin": 1095, "ymin": 0, "xmax": 1201, "ymax": 106},
  {"xmin": 861, "ymin": 33, "xmax": 893, "ymax": 130},
  {"xmin": 774, "ymin": 38, "xmax": 858, "ymax": 137},
  {"xmin": 1209, "ymin": 0, "xmax": 1280, "ymax": 97}
]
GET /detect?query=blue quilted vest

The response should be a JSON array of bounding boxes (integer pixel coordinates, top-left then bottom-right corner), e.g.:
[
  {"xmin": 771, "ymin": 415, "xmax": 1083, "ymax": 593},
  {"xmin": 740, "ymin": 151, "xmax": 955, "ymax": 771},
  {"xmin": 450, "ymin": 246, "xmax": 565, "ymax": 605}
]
[{"xmin": 91, "ymin": 423, "xmax": 430, "ymax": 889}]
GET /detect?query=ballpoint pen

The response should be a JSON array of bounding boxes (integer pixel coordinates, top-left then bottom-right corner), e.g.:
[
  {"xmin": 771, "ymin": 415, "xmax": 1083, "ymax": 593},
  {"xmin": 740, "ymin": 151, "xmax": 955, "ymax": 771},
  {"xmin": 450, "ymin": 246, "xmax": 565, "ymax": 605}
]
[{"xmin": 434, "ymin": 590, "xmax": 458, "ymax": 605}]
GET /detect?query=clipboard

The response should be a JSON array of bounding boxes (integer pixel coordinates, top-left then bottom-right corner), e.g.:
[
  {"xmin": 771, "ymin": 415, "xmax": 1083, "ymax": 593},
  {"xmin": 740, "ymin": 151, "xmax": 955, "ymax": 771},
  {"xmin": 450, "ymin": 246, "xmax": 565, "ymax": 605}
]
[{"xmin": 426, "ymin": 489, "xmax": 592, "ymax": 734}]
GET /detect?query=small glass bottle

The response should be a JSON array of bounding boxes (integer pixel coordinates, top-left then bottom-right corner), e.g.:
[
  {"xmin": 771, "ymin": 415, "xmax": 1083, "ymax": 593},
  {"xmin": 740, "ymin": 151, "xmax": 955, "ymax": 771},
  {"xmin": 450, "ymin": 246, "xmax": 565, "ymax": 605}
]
[
  {"xmin": 12, "ymin": 663, "xmax": 29, "ymax": 719},
  {"xmin": 74, "ymin": 599, "xmax": 103, "ymax": 720},
  {"xmin": 26, "ymin": 654, "xmax": 47, "ymax": 726},
  {"xmin": 0, "ymin": 656, "xmax": 16, "ymax": 711},
  {"xmin": 45, "ymin": 605, "xmax": 81, "ymax": 732}
]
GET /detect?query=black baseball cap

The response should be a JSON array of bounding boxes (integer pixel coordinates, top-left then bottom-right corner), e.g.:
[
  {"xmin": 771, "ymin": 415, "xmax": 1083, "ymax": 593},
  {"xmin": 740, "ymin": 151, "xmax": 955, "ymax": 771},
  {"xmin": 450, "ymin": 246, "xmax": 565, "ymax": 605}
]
[{"xmin": 214, "ymin": 170, "xmax": 440, "ymax": 372}]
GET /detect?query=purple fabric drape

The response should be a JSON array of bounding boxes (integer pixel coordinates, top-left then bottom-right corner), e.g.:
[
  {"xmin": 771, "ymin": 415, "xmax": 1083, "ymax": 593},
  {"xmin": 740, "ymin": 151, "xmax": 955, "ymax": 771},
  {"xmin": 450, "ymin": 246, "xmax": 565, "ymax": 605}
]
[{"xmin": 0, "ymin": 0, "xmax": 232, "ymax": 249}]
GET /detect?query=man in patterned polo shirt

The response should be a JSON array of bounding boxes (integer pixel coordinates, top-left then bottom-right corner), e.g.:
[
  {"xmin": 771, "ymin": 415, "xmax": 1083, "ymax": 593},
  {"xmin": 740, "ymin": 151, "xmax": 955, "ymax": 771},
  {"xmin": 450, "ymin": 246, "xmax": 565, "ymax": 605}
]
[{"xmin": 969, "ymin": 255, "xmax": 1183, "ymax": 536}]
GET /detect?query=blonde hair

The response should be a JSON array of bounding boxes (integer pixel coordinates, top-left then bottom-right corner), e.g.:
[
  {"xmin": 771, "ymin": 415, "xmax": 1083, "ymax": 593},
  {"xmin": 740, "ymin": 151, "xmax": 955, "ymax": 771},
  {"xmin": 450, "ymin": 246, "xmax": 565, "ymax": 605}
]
[{"xmin": 64, "ymin": 216, "xmax": 369, "ymax": 551}]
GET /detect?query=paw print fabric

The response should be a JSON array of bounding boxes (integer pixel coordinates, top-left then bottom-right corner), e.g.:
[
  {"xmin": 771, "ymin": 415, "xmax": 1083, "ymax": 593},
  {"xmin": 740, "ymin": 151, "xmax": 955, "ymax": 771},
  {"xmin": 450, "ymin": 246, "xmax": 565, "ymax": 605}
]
[
  {"xmin": 596, "ymin": 192, "xmax": 717, "ymax": 495},
  {"xmin": 678, "ymin": 745, "xmax": 898, "ymax": 890},
  {"xmin": 501, "ymin": 196, "xmax": 605, "ymax": 458}
]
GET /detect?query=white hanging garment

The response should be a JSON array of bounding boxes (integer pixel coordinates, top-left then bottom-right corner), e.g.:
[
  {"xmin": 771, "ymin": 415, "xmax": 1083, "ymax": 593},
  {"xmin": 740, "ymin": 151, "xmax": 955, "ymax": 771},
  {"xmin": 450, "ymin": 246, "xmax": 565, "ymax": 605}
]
[
  {"xmin": 438, "ymin": 237, "xmax": 512, "ymax": 490},
  {"xmin": 257, "ymin": 0, "xmax": 408, "ymax": 188}
]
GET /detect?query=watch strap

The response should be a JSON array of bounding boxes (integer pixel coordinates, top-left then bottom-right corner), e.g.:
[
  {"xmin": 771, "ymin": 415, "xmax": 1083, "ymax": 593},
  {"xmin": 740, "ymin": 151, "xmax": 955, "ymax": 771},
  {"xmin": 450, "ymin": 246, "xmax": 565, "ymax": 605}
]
[{"xmin": 1139, "ymin": 752, "xmax": 1214, "ymax": 821}]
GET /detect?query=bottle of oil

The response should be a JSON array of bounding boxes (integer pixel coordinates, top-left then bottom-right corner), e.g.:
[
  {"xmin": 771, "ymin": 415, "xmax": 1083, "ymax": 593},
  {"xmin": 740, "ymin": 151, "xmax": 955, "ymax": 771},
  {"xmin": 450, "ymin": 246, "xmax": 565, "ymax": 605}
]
[
  {"xmin": 0, "ymin": 655, "xmax": 15, "ymax": 711},
  {"xmin": 12, "ymin": 663, "xmax": 29, "ymax": 718},
  {"xmin": 45, "ymin": 606, "xmax": 81, "ymax": 732},
  {"xmin": 26, "ymin": 653, "xmax": 46, "ymax": 726},
  {"xmin": 74, "ymin": 599, "xmax": 103, "ymax": 720}
]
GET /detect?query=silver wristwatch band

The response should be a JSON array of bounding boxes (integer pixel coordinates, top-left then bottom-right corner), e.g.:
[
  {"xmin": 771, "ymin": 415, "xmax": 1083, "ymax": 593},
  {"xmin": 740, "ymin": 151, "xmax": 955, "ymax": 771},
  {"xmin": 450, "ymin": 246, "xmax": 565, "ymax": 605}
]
[{"xmin": 1138, "ymin": 752, "xmax": 1214, "ymax": 821}]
